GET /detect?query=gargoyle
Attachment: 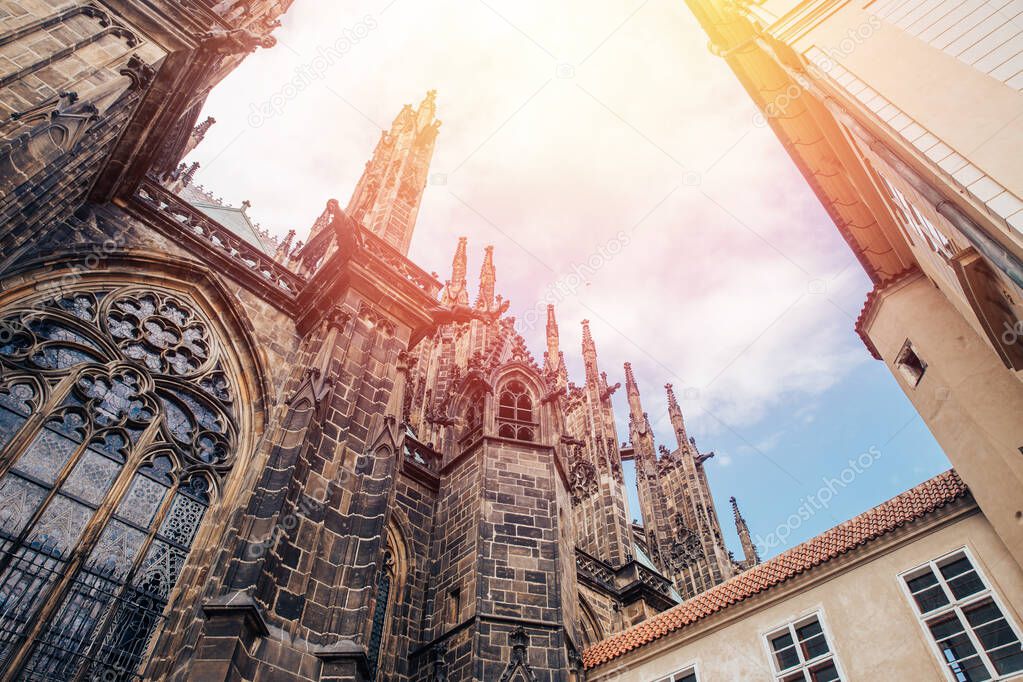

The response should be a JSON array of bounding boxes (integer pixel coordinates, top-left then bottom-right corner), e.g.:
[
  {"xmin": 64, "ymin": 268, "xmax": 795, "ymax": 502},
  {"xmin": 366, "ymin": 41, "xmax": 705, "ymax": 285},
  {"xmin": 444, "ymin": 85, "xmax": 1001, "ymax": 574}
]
[{"xmin": 199, "ymin": 28, "xmax": 276, "ymax": 55}]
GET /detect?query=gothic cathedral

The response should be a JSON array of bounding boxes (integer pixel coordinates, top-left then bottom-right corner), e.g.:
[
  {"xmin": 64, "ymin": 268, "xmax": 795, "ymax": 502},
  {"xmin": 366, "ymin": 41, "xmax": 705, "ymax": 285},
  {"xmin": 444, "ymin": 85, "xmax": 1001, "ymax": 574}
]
[{"xmin": 0, "ymin": 2, "xmax": 756, "ymax": 679}]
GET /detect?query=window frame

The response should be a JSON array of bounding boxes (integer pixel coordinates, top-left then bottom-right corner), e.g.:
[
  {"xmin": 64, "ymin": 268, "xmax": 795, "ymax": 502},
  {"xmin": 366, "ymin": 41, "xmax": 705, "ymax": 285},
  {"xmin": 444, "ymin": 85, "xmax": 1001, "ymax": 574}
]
[
  {"xmin": 495, "ymin": 378, "xmax": 538, "ymax": 443},
  {"xmin": 762, "ymin": 610, "xmax": 844, "ymax": 682},
  {"xmin": 898, "ymin": 546, "xmax": 1023, "ymax": 682},
  {"xmin": 878, "ymin": 174, "xmax": 957, "ymax": 260},
  {"xmin": 649, "ymin": 661, "xmax": 700, "ymax": 682}
]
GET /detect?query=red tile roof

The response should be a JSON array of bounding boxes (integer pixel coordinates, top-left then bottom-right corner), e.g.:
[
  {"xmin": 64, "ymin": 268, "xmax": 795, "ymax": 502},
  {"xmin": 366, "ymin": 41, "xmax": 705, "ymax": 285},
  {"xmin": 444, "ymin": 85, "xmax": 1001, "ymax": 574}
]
[{"xmin": 583, "ymin": 469, "xmax": 969, "ymax": 669}]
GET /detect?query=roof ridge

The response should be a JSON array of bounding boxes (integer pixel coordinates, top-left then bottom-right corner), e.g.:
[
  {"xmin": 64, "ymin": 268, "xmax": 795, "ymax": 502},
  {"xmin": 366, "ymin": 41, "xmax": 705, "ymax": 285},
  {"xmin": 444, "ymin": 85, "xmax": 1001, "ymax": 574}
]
[{"xmin": 583, "ymin": 469, "xmax": 968, "ymax": 669}]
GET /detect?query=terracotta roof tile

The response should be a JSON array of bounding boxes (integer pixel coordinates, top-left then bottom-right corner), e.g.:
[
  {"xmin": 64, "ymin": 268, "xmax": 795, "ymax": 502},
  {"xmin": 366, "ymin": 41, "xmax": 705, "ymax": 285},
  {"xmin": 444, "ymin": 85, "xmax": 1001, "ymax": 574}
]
[{"xmin": 583, "ymin": 469, "xmax": 969, "ymax": 669}]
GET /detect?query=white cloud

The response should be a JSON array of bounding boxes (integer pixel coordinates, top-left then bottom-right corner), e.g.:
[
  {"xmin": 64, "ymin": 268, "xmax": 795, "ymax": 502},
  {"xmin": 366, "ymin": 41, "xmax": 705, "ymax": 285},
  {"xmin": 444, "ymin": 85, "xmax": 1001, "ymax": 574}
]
[{"xmin": 188, "ymin": 0, "xmax": 875, "ymax": 454}]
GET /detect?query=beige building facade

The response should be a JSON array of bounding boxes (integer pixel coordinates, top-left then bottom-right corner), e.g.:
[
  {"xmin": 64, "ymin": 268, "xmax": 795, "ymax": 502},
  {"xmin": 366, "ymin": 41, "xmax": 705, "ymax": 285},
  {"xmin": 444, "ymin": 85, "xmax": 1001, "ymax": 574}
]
[
  {"xmin": 585, "ymin": 472, "xmax": 1023, "ymax": 680},
  {"xmin": 678, "ymin": 0, "xmax": 1023, "ymax": 573}
]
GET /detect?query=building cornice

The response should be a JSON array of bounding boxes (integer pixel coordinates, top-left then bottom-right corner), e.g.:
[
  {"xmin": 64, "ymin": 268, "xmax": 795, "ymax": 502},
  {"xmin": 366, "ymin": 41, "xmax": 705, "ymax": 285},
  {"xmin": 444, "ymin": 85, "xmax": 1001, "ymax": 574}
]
[{"xmin": 854, "ymin": 266, "xmax": 923, "ymax": 360}]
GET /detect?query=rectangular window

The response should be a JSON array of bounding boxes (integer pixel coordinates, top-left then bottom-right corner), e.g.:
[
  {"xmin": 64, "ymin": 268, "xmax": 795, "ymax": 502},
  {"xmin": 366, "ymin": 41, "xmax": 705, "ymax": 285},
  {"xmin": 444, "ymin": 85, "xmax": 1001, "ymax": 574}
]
[
  {"xmin": 766, "ymin": 613, "xmax": 842, "ymax": 681},
  {"xmin": 895, "ymin": 339, "xmax": 927, "ymax": 388},
  {"xmin": 447, "ymin": 587, "xmax": 461, "ymax": 626},
  {"xmin": 879, "ymin": 176, "xmax": 956, "ymax": 259},
  {"xmin": 902, "ymin": 549, "xmax": 1023, "ymax": 681},
  {"xmin": 652, "ymin": 668, "xmax": 697, "ymax": 682}
]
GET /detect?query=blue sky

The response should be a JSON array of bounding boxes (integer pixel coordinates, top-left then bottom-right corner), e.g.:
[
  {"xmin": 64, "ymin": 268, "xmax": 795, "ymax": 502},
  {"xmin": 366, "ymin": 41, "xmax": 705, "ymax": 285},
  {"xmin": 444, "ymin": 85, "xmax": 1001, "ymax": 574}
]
[{"xmin": 186, "ymin": 0, "xmax": 952, "ymax": 561}]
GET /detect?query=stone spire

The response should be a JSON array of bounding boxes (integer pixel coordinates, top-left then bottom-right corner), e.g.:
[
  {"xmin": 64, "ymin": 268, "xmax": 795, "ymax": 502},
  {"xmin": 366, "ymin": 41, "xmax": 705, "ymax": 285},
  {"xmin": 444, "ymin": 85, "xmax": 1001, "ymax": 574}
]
[
  {"xmin": 731, "ymin": 496, "xmax": 761, "ymax": 567},
  {"xmin": 624, "ymin": 361, "xmax": 645, "ymax": 423},
  {"xmin": 665, "ymin": 383, "xmax": 689, "ymax": 450},
  {"xmin": 581, "ymin": 319, "xmax": 599, "ymax": 385},
  {"xmin": 345, "ymin": 90, "xmax": 441, "ymax": 255},
  {"xmin": 546, "ymin": 305, "xmax": 560, "ymax": 361},
  {"xmin": 416, "ymin": 89, "xmax": 437, "ymax": 129},
  {"xmin": 544, "ymin": 305, "xmax": 567, "ymax": 387},
  {"xmin": 440, "ymin": 236, "xmax": 469, "ymax": 307},
  {"xmin": 475, "ymin": 245, "xmax": 496, "ymax": 311}
]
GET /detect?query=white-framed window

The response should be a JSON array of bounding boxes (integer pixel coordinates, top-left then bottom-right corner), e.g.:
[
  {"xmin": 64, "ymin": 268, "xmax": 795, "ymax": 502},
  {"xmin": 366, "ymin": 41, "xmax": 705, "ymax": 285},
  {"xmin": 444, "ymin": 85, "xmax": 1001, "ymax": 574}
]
[
  {"xmin": 652, "ymin": 667, "xmax": 697, "ymax": 682},
  {"xmin": 765, "ymin": 613, "xmax": 842, "ymax": 681},
  {"xmin": 901, "ymin": 548, "xmax": 1023, "ymax": 681},
  {"xmin": 879, "ymin": 175, "xmax": 956, "ymax": 259}
]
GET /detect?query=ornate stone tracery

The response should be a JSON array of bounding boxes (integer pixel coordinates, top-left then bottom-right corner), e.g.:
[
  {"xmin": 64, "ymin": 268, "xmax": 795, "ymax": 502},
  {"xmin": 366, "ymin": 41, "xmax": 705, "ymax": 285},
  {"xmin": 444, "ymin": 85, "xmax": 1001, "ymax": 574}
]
[
  {"xmin": 496, "ymin": 379, "xmax": 536, "ymax": 442},
  {"xmin": 0, "ymin": 282, "xmax": 240, "ymax": 679},
  {"xmin": 668, "ymin": 514, "xmax": 705, "ymax": 571},
  {"xmin": 569, "ymin": 445, "xmax": 599, "ymax": 506}
]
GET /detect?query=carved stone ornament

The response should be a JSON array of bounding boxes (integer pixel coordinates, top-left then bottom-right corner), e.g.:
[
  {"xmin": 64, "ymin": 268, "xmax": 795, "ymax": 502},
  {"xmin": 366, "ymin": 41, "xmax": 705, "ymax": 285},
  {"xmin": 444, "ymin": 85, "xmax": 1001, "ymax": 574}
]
[
  {"xmin": 569, "ymin": 445, "xmax": 598, "ymax": 506},
  {"xmin": 668, "ymin": 514, "xmax": 705, "ymax": 571},
  {"xmin": 498, "ymin": 626, "xmax": 538, "ymax": 682},
  {"xmin": 199, "ymin": 27, "xmax": 277, "ymax": 55},
  {"xmin": 606, "ymin": 437, "xmax": 624, "ymax": 484}
]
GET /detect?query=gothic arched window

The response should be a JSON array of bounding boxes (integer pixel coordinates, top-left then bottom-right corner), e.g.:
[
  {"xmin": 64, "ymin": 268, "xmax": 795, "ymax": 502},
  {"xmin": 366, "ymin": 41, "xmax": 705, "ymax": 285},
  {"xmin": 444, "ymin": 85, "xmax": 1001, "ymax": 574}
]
[
  {"xmin": 366, "ymin": 550, "xmax": 393, "ymax": 679},
  {"xmin": 367, "ymin": 522, "xmax": 407, "ymax": 680},
  {"xmin": 0, "ymin": 285, "xmax": 239, "ymax": 680},
  {"xmin": 496, "ymin": 380, "xmax": 535, "ymax": 442}
]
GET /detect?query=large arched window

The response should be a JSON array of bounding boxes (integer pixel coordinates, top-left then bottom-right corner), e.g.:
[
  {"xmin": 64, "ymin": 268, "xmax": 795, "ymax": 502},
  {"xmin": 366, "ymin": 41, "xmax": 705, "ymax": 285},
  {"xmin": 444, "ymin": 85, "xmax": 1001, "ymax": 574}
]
[
  {"xmin": 0, "ymin": 285, "xmax": 239, "ymax": 680},
  {"xmin": 496, "ymin": 379, "xmax": 535, "ymax": 442}
]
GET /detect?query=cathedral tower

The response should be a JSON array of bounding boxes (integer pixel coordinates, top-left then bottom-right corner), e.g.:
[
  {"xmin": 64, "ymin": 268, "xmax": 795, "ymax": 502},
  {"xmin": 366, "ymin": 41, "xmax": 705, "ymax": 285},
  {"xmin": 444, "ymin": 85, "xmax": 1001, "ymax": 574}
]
[
  {"xmin": 624, "ymin": 369, "xmax": 739, "ymax": 600},
  {"xmin": 569, "ymin": 320, "xmax": 632, "ymax": 567},
  {"xmin": 345, "ymin": 90, "xmax": 441, "ymax": 255},
  {"xmin": 0, "ymin": 5, "xmax": 752, "ymax": 670}
]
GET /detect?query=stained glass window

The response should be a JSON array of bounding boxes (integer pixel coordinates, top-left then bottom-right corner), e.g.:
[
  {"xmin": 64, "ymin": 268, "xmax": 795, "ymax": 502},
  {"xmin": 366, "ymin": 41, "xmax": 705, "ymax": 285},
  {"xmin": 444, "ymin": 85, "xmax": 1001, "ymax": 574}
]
[{"xmin": 0, "ymin": 285, "xmax": 237, "ymax": 680}]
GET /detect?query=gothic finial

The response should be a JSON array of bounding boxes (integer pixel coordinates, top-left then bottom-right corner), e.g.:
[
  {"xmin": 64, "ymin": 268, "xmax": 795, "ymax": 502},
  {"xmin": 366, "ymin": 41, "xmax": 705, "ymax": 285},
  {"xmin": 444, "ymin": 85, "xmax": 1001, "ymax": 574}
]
[
  {"xmin": 731, "ymin": 495, "xmax": 761, "ymax": 567},
  {"xmin": 181, "ymin": 161, "xmax": 200, "ymax": 187},
  {"xmin": 545, "ymin": 305, "xmax": 562, "ymax": 377},
  {"xmin": 581, "ymin": 319, "xmax": 594, "ymax": 350},
  {"xmin": 275, "ymin": 228, "xmax": 295, "ymax": 261},
  {"xmin": 546, "ymin": 304, "xmax": 558, "ymax": 332},
  {"xmin": 194, "ymin": 115, "xmax": 216, "ymax": 138},
  {"xmin": 624, "ymin": 362, "xmax": 638, "ymax": 393},
  {"xmin": 453, "ymin": 236, "xmax": 467, "ymax": 279},
  {"xmin": 665, "ymin": 383, "xmax": 678, "ymax": 408},
  {"xmin": 580, "ymin": 319, "xmax": 602, "ymax": 385},
  {"xmin": 623, "ymin": 362, "xmax": 648, "ymax": 425},
  {"xmin": 666, "ymin": 382, "xmax": 689, "ymax": 449},
  {"xmin": 475, "ymin": 245, "xmax": 495, "ymax": 311},
  {"xmin": 441, "ymin": 237, "xmax": 469, "ymax": 307},
  {"xmin": 417, "ymin": 89, "xmax": 440, "ymax": 130},
  {"xmin": 510, "ymin": 626, "xmax": 529, "ymax": 651}
]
